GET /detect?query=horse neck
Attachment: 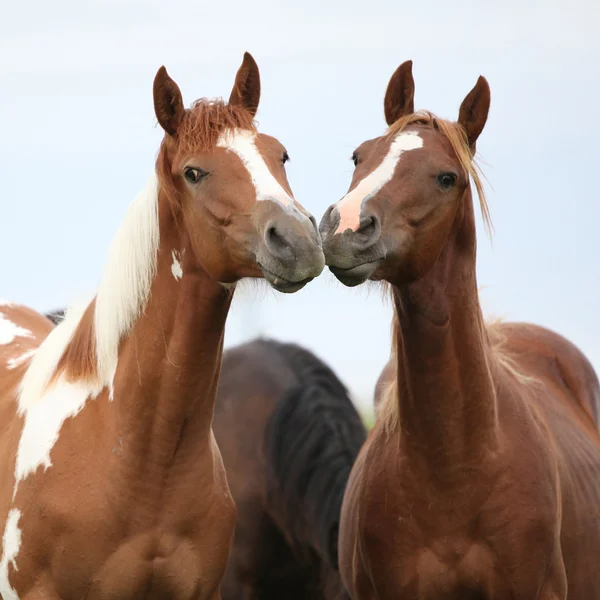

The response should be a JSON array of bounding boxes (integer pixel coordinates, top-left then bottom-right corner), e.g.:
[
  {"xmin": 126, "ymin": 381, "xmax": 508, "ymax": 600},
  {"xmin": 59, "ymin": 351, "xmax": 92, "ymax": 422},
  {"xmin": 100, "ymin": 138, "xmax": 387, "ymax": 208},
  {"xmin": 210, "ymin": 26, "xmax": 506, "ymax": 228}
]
[
  {"xmin": 112, "ymin": 193, "xmax": 232, "ymax": 459},
  {"xmin": 392, "ymin": 189, "xmax": 498, "ymax": 469}
]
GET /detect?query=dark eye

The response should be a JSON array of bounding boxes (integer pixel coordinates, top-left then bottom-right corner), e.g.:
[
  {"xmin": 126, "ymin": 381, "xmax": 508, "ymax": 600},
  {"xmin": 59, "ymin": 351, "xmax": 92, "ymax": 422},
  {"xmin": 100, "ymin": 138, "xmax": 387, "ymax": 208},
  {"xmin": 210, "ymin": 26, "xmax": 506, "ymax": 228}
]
[
  {"xmin": 184, "ymin": 167, "xmax": 208, "ymax": 184},
  {"xmin": 282, "ymin": 151, "xmax": 290, "ymax": 165},
  {"xmin": 437, "ymin": 173, "xmax": 457, "ymax": 190},
  {"xmin": 352, "ymin": 153, "xmax": 359, "ymax": 167}
]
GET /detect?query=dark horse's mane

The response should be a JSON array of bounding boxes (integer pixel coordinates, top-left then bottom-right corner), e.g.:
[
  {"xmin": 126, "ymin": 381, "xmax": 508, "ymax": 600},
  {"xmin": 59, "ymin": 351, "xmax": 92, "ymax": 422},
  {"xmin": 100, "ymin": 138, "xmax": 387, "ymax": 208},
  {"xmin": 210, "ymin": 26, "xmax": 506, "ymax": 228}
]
[
  {"xmin": 264, "ymin": 340, "xmax": 367, "ymax": 570},
  {"xmin": 45, "ymin": 309, "xmax": 66, "ymax": 325}
]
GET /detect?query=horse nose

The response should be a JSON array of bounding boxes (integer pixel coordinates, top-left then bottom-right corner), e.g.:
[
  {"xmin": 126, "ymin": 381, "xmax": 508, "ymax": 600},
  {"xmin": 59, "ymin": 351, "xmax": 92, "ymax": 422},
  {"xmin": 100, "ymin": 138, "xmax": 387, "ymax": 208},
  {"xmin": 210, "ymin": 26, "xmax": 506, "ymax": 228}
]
[
  {"xmin": 319, "ymin": 204, "xmax": 341, "ymax": 239},
  {"xmin": 264, "ymin": 222, "xmax": 296, "ymax": 262},
  {"xmin": 351, "ymin": 214, "xmax": 382, "ymax": 251}
]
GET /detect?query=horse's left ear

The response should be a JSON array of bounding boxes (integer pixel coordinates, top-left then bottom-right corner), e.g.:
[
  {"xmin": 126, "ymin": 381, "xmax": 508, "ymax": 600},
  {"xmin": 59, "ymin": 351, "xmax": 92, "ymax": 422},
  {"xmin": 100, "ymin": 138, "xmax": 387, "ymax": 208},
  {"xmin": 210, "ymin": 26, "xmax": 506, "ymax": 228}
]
[
  {"xmin": 153, "ymin": 66, "xmax": 185, "ymax": 136},
  {"xmin": 229, "ymin": 52, "xmax": 261, "ymax": 117},
  {"xmin": 458, "ymin": 76, "xmax": 490, "ymax": 150}
]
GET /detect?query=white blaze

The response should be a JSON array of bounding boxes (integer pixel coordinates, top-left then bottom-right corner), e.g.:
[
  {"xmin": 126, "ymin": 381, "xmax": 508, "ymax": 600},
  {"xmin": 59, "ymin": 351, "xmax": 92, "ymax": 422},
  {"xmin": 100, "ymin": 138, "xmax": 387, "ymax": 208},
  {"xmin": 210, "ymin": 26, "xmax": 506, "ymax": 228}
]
[
  {"xmin": 217, "ymin": 129, "xmax": 301, "ymax": 217},
  {"xmin": 0, "ymin": 509, "xmax": 22, "ymax": 600},
  {"xmin": 335, "ymin": 131, "xmax": 423, "ymax": 234}
]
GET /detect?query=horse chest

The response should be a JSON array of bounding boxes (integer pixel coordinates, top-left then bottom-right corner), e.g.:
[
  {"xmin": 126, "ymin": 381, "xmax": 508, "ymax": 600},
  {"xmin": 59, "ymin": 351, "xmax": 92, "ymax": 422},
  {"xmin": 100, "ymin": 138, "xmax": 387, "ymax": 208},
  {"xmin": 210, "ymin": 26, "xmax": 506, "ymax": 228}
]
[{"xmin": 2, "ymin": 453, "xmax": 235, "ymax": 599}]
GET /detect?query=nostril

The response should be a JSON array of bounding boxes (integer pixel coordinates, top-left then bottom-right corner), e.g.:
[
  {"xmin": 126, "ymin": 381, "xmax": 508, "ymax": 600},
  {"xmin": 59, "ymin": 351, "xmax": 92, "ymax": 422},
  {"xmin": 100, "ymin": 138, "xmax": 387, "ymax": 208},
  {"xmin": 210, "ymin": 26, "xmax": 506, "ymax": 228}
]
[
  {"xmin": 309, "ymin": 215, "xmax": 318, "ymax": 234},
  {"xmin": 319, "ymin": 205, "xmax": 340, "ymax": 237},
  {"xmin": 354, "ymin": 214, "xmax": 381, "ymax": 248},
  {"xmin": 265, "ymin": 224, "xmax": 294, "ymax": 262}
]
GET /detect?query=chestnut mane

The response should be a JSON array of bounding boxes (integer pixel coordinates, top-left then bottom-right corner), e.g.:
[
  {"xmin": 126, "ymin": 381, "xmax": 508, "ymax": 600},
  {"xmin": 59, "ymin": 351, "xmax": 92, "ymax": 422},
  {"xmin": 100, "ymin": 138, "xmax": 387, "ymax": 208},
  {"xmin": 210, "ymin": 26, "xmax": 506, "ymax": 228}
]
[{"xmin": 156, "ymin": 99, "xmax": 257, "ymax": 206}]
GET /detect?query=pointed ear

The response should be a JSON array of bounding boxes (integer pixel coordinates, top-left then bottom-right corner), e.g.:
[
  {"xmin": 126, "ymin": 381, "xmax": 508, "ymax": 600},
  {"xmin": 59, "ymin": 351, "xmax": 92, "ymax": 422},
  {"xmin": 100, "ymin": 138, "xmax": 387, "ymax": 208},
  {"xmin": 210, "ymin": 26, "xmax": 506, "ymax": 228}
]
[
  {"xmin": 384, "ymin": 60, "xmax": 415, "ymax": 126},
  {"xmin": 458, "ymin": 76, "xmax": 490, "ymax": 150},
  {"xmin": 153, "ymin": 66, "xmax": 185, "ymax": 136},
  {"xmin": 228, "ymin": 52, "xmax": 261, "ymax": 117}
]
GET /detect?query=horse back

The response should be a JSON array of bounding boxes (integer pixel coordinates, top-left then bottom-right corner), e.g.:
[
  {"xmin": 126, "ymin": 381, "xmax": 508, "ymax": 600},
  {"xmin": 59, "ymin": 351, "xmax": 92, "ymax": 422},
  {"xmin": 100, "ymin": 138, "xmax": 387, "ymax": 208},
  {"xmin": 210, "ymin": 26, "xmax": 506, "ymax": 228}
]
[{"xmin": 494, "ymin": 321, "xmax": 600, "ymax": 429}]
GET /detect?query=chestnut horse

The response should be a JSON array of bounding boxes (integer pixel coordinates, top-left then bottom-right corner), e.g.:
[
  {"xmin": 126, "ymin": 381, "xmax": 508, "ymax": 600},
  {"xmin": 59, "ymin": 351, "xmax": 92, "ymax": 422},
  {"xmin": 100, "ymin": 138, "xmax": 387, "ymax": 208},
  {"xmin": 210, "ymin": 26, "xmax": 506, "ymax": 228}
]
[
  {"xmin": 0, "ymin": 53, "xmax": 323, "ymax": 600},
  {"xmin": 36, "ymin": 326, "xmax": 364, "ymax": 600},
  {"xmin": 320, "ymin": 60, "xmax": 600, "ymax": 599},
  {"xmin": 214, "ymin": 339, "xmax": 365, "ymax": 600}
]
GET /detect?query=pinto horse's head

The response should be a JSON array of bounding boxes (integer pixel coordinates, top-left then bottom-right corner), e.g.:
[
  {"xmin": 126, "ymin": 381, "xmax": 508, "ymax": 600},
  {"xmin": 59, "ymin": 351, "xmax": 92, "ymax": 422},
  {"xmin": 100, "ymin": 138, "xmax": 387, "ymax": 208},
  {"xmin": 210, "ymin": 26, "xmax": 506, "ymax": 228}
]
[
  {"xmin": 153, "ymin": 53, "xmax": 324, "ymax": 293},
  {"xmin": 319, "ymin": 60, "xmax": 490, "ymax": 287}
]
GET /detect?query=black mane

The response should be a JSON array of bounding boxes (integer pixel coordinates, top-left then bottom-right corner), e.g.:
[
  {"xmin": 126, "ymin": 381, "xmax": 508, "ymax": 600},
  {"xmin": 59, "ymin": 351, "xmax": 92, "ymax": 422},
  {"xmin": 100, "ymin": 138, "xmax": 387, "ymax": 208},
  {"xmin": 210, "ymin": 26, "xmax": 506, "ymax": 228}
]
[{"xmin": 264, "ymin": 340, "xmax": 367, "ymax": 570}]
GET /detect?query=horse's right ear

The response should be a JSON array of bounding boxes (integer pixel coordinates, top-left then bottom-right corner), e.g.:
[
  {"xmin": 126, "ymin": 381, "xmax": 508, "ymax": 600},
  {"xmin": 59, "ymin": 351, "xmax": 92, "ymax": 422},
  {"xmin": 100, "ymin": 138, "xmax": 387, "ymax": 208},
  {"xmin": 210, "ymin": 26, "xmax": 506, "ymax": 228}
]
[
  {"xmin": 384, "ymin": 60, "xmax": 415, "ymax": 126},
  {"xmin": 153, "ymin": 66, "xmax": 185, "ymax": 136}
]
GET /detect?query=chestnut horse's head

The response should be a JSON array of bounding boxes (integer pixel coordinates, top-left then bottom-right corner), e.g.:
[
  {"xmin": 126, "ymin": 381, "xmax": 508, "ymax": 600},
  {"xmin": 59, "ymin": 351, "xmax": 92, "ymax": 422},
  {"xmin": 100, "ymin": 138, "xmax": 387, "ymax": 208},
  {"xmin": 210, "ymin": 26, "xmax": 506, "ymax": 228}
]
[
  {"xmin": 154, "ymin": 53, "xmax": 324, "ymax": 292},
  {"xmin": 319, "ymin": 60, "xmax": 490, "ymax": 287}
]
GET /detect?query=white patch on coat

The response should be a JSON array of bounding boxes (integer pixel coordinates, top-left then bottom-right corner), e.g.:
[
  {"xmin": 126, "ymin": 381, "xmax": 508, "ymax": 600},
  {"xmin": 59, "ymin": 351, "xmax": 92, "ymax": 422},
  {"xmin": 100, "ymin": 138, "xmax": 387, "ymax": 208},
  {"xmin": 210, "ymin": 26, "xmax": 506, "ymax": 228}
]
[
  {"xmin": 171, "ymin": 250, "xmax": 183, "ymax": 281},
  {"xmin": 1, "ymin": 174, "xmax": 162, "ymax": 584},
  {"xmin": 14, "ymin": 302, "xmax": 105, "ymax": 495},
  {"xmin": 7, "ymin": 350, "xmax": 36, "ymax": 370},
  {"xmin": 15, "ymin": 377, "xmax": 103, "ymax": 496},
  {"xmin": 0, "ymin": 314, "xmax": 33, "ymax": 346},
  {"xmin": 335, "ymin": 131, "xmax": 424, "ymax": 233},
  {"xmin": 217, "ymin": 129, "xmax": 302, "ymax": 219},
  {"xmin": 0, "ymin": 509, "xmax": 22, "ymax": 600}
]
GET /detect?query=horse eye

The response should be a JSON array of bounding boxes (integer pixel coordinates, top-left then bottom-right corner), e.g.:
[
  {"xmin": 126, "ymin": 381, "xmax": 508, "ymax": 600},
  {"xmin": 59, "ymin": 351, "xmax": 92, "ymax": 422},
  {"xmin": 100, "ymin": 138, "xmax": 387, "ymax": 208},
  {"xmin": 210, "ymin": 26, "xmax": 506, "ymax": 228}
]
[
  {"xmin": 282, "ymin": 152, "xmax": 290, "ymax": 165},
  {"xmin": 437, "ymin": 173, "xmax": 457, "ymax": 190},
  {"xmin": 352, "ymin": 153, "xmax": 359, "ymax": 167},
  {"xmin": 184, "ymin": 167, "xmax": 207, "ymax": 184}
]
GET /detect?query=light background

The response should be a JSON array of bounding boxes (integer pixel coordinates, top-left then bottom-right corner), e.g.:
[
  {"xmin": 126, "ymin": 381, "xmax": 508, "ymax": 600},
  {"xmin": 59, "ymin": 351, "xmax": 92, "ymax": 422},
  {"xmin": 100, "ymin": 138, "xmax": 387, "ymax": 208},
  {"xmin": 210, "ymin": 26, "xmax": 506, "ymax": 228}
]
[{"xmin": 2, "ymin": 0, "xmax": 598, "ymax": 409}]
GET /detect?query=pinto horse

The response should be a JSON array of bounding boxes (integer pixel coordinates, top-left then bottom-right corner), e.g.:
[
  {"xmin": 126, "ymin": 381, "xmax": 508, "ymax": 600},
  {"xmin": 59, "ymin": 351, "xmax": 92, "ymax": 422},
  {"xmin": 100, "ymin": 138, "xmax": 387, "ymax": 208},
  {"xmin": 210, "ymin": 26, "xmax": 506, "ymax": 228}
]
[
  {"xmin": 320, "ymin": 60, "xmax": 600, "ymax": 599},
  {"xmin": 0, "ymin": 53, "xmax": 324, "ymax": 600},
  {"xmin": 214, "ymin": 339, "xmax": 365, "ymax": 600},
  {"xmin": 35, "ymin": 327, "xmax": 366, "ymax": 599}
]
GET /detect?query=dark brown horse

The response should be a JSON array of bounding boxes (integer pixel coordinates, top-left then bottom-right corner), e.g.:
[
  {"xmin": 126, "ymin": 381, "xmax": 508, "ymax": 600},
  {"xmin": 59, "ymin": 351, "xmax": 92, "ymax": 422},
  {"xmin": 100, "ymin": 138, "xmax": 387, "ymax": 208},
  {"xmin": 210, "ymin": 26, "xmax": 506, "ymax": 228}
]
[
  {"xmin": 320, "ymin": 60, "xmax": 600, "ymax": 599},
  {"xmin": 214, "ymin": 339, "xmax": 365, "ymax": 600},
  {"xmin": 0, "ymin": 53, "xmax": 323, "ymax": 600}
]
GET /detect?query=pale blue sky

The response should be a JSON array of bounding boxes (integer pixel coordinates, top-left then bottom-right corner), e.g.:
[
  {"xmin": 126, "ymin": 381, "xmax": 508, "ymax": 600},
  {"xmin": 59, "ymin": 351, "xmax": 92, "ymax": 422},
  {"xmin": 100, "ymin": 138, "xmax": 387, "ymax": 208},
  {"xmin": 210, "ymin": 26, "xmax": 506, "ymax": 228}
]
[{"xmin": 1, "ymin": 0, "xmax": 598, "ymax": 407}]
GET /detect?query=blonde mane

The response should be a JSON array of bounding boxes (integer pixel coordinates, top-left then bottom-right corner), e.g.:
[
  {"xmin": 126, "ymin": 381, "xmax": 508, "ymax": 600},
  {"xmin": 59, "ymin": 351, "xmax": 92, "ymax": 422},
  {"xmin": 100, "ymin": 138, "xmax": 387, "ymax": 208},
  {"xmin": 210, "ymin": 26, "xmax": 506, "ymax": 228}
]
[{"xmin": 18, "ymin": 174, "xmax": 160, "ymax": 409}]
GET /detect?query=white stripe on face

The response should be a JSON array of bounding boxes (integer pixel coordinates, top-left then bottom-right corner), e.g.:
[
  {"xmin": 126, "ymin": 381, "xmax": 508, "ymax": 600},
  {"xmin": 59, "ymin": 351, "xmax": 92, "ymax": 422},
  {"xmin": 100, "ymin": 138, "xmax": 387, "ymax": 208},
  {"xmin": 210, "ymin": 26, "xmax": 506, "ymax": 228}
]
[
  {"xmin": 217, "ymin": 129, "xmax": 299, "ymax": 215},
  {"xmin": 335, "ymin": 131, "xmax": 424, "ymax": 234}
]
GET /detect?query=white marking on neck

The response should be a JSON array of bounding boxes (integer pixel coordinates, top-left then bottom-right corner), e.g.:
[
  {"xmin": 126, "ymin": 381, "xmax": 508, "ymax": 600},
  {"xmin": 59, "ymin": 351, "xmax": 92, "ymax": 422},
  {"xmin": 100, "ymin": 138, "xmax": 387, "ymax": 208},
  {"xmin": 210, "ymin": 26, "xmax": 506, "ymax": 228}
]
[
  {"xmin": 335, "ymin": 131, "xmax": 423, "ymax": 234},
  {"xmin": 0, "ymin": 314, "xmax": 33, "ymax": 346},
  {"xmin": 217, "ymin": 129, "xmax": 300, "ymax": 216},
  {"xmin": 171, "ymin": 250, "xmax": 183, "ymax": 281},
  {"xmin": 0, "ymin": 509, "xmax": 22, "ymax": 600},
  {"xmin": 7, "ymin": 350, "xmax": 36, "ymax": 370},
  {"xmin": 14, "ymin": 173, "xmax": 160, "ymax": 490}
]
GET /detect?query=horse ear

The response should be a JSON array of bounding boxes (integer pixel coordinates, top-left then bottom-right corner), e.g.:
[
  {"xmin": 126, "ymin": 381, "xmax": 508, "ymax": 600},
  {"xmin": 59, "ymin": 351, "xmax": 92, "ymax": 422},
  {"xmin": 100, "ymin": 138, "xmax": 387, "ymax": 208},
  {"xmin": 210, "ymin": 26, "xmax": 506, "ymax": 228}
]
[
  {"xmin": 153, "ymin": 66, "xmax": 185, "ymax": 136},
  {"xmin": 458, "ymin": 76, "xmax": 490, "ymax": 150},
  {"xmin": 228, "ymin": 52, "xmax": 261, "ymax": 117},
  {"xmin": 384, "ymin": 60, "xmax": 415, "ymax": 126}
]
